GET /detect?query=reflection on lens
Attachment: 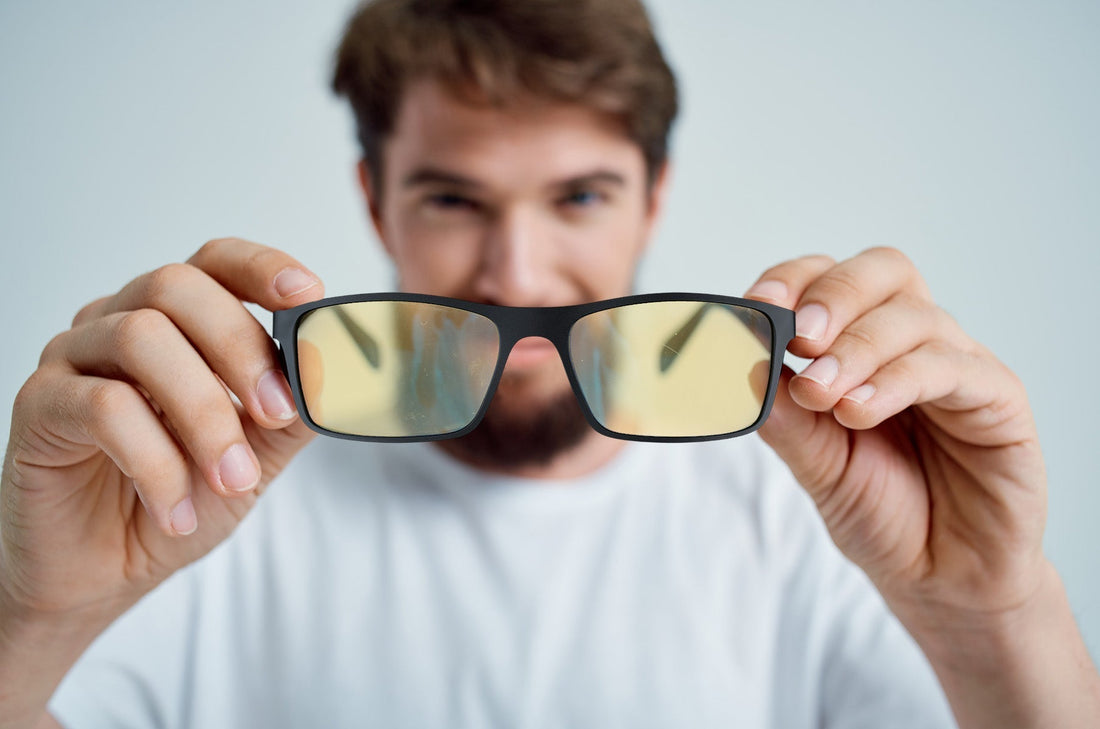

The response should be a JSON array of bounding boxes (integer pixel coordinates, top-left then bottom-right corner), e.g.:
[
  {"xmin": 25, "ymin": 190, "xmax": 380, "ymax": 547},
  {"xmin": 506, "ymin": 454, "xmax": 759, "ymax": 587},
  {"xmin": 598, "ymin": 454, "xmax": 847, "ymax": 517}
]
[
  {"xmin": 569, "ymin": 301, "xmax": 773, "ymax": 437},
  {"xmin": 296, "ymin": 301, "xmax": 500, "ymax": 437}
]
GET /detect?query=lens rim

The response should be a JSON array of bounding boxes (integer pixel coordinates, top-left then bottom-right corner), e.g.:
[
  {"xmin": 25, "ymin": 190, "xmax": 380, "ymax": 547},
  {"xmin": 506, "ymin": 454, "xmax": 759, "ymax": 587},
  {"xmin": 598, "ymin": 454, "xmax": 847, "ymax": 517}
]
[
  {"xmin": 564, "ymin": 299, "xmax": 780, "ymax": 440},
  {"xmin": 272, "ymin": 292, "xmax": 795, "ymax": 443}
]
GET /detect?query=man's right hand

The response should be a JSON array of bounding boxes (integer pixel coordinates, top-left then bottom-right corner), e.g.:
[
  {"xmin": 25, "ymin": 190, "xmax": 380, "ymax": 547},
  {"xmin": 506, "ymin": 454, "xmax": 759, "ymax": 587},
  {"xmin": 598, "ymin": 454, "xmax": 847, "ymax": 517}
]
[{"xmin": 0, "ymin": 238, "xmax": 323, "ymax": 727}]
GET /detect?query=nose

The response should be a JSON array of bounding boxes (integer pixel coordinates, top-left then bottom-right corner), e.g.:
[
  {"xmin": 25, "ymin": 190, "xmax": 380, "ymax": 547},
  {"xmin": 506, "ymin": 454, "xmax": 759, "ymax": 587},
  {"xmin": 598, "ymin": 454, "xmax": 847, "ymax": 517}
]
[{"xmin": 471, "ymin": 206, "xmax": 555, "ymax": 307}]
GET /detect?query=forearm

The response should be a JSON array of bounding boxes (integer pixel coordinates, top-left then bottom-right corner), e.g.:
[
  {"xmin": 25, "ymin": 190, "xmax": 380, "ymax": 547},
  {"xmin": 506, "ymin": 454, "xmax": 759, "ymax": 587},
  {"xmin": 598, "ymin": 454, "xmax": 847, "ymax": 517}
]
[{"xmin": 903, "ymin": 562, "xmax": 1100, "ymax": 729}]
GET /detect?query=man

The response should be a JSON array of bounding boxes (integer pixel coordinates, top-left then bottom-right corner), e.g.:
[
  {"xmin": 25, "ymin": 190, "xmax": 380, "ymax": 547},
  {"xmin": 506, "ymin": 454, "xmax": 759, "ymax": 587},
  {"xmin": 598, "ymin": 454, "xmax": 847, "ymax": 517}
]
[{"xmin": 1, "ymin": 0, "xmax": 1097, "ymax": 726}]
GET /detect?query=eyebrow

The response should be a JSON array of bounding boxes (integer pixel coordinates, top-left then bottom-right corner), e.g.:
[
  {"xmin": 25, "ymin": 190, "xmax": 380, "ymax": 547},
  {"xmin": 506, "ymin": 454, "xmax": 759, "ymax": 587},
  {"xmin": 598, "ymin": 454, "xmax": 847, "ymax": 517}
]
[
  {"xmin": 402, "ymin": 167, "xmax": 628, "ymax": 192},
  {"xmin": 552, "ymin": 170, "xmax": 627, "ymax": 190},
  {"xmin": 403, "ymin": 168, "xmax": 484, "ymax": 190}
]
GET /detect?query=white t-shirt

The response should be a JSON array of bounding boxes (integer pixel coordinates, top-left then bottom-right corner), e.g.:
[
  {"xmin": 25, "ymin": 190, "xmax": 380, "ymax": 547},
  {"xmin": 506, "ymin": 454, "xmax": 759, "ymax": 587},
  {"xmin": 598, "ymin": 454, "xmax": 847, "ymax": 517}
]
[{"xmin": 49, "ymin": 435, "xmax": 955, "ymax": 728}]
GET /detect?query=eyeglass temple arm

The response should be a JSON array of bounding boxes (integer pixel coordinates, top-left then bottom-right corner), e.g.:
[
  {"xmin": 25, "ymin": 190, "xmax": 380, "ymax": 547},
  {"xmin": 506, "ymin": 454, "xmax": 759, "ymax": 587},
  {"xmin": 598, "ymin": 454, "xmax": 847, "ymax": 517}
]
[
  {"xmin": 658, "ymin": 303, "xmax": 767, "ymax": 373},
  {"xmin": 333, "ymin": 306, "xmax": 382, "ymax": 369}
]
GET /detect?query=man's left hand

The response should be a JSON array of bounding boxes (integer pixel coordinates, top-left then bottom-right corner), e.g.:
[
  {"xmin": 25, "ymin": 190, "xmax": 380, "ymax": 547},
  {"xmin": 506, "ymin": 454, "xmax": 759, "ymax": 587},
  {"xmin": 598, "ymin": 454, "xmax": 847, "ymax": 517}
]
[{"xmin": 745, "ymin": 247, "xmax": 1048, "ymax": 627}]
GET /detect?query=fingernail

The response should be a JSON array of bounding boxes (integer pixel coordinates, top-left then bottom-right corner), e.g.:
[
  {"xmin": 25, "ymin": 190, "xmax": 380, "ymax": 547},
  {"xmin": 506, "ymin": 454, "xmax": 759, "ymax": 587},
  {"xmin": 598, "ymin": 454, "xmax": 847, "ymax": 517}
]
[
  {"xmin": 843, "ymin": 383, "xmax": 876, "ymax": 405},
  {"xmin": 799, "ymin": 354, "xmax": 838, "ymax": 388},
  {"xmin": 170, "ymin": 497, "xmax": 198, "ymax": 536},
  {"xmin": 257, "ymin": 370, "xmax": 296, "ymax": 421},
  {"xmin": 746, "ymin": 280, "xmax": 788, "ymax": 302},
  {"xmin": 795, "ymin": 303, "xmax": 829, "ymax": 341},
  {"xmin": 219, "ymin": 444, "xmax": 260, "ymax": 492},
  {"xmin": 274, "ymin": 268, "xmax": 318, "ymax": 298}
]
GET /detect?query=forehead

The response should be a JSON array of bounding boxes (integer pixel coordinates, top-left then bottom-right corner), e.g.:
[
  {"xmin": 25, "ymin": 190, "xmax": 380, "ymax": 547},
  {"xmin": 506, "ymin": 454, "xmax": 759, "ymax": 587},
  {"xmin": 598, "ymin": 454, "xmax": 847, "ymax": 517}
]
[{"xmin": 381, "ymin": 79, "xmax": 646, "ymax": 188}]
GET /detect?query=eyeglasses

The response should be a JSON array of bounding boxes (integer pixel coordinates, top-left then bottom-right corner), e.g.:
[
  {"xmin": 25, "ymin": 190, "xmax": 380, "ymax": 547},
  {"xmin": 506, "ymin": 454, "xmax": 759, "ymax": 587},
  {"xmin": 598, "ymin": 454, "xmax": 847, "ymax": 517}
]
[{"xmin": 272, "ymin": 293, "xmax": 795, "ymax": 443}]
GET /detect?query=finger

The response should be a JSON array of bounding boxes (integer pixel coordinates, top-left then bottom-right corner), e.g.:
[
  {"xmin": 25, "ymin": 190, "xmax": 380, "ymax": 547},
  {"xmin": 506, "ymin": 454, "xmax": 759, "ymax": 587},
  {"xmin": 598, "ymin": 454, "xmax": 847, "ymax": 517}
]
[
  {"xmin": 34, "ymin": 370, "xmax": 196, "ymax": 537},
  {"xmin": 744, "ymin": 254, "xmax": 836, "ymax": 307},
  {"xmin": 757, "ymin": 365, "xmax": 851, "ymax": 501},
  {"xmin": 52, "ymin": 310, "xmax": 263, "ymax": 498},
  {"xmin": 758, "ymin": 247, "xmax": 932, "ymax": 360},
  {"xmin": 829, "ymin": 342, "xmax": 962, "ymax": 431},
  {"xmin": 241, "ymin": 414, "xmax": 317, "ymax": 497},
  {"xmin": 788, "ymin": 293, "xmax": 970, "ymax": 413},
  {"xmin": 93, "ymin": 262, "xmax": 299, "ymax": 428},
  {"xmin": 72, "ymin": 296, "xmax": 111, "ymax": 327},
  {"xmin": 830, "ymin": 342, "xmax": 1035, "ymax": 448},
  {"xmin": 73, "ymin": 238, "xmax": 322, "ymax": 324},
  {"xmin": 187, "ymin": 237, "xmax": 325, "ymax": 310}
]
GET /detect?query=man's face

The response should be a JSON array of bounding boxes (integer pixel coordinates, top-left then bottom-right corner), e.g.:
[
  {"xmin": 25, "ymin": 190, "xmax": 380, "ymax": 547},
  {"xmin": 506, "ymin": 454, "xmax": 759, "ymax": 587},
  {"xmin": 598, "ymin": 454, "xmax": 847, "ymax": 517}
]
[{"xmin": 361, "ymin": 79, "xmax": 667, "ymax": 468}]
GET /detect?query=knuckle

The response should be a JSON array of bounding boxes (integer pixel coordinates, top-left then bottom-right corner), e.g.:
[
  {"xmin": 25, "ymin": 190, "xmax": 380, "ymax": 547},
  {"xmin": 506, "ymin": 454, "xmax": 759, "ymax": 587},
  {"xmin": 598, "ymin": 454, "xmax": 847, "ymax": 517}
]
[
  {"xmin": 835, "ymin": 324, "xmax": 877, "ymax": 354},
  {"xmin": 798, "ymin": 253, "xmax": 837, "ymax": 268},
  {"xmin": 863, "ymin": 245, "xmax": 910, "ymax": 266},
  {"xmin": 760, "ymin": 254, "xmax": 835, "ymax": 283},
  {"xmin": 13, "ymin": 368, "xmax": 53, "ymax": 416},
  {"xmin": 135, "ymin": 448, "xmax": 187, "ymax": 490},
  {"xmin": 929, "ymin": 306, "xmax": 962, "ymax": 340},
  {"xmin": 209, "ymin": 321, "xmax": 267, "ymax": 370},
  {"xmin": 190, "ymin": 401, "xmax": 229, "ymax": 433},
  {"xmin": 72, "ymin": 296, "xmax": 108, "ymax": 327},
  {"xmin": 176, "ymin": 375, "xmax": 237, "ymax": 427},
  {"xmin": 86, "ymin": 379, "xmax": 141, "ymax": 427},
  {"xmin": 140, "ymin": 262, "xmax": 197, "ymax": 305},
  {"xmin": 114, "ymin": 307, "xmax": 171, "ymax": 343},
  {"xmin": 111, "ymin": 308, "xmax": 174, "ymax": 363},
  {"xmin": 922, "ymin": 339, "xmax": 956, "ymax": 362},
  {"xmin": 183, "ymin": 397, "xmax": 239, "ymax": 448},
  {"xmin": 894, "ymin": 291, "xmax": 941, "ymax": 325},
  {"xmin": 38, "ymin": 330, "xmax": 70, "ymax": 366},
  {"xmin": 197, "ymin": 237, "xmax": 239, "ymax": 259},
  {"xmin": 893, "ymin": 293, "xmax": 956, "ymax": 338},
  {"xmin": 811, "ymin": 268, "xmax": 865, "ymax": 302},
  {"xmin": 246, "ymin": 245, "xmax": 286, "ymax": 274},
  {"xmin": 888, "ymin": 355, "xmax": 923, "ymax": 386},
  {"xmin": 864, "ymin": 247, "xmax": 928, "ymax": 294},
  {"xmin": 757, "ymin": 263, "xmax": 789, "ymax": 284},
  {"xmin": 892, "ymin": 290, "xmax": 928, "ymax": 313},
  {"xmin": 1003, "ymin": 367, "xmax": 1030, "ymax": 404}
]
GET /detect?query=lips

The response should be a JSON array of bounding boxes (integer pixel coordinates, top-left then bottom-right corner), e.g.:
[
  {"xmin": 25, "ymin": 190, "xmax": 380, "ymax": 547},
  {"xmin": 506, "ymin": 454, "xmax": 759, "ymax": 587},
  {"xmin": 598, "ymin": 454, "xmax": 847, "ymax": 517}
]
[{"xmin": 505, "ymin": 337, "xmax": 558, "ymax": 369}]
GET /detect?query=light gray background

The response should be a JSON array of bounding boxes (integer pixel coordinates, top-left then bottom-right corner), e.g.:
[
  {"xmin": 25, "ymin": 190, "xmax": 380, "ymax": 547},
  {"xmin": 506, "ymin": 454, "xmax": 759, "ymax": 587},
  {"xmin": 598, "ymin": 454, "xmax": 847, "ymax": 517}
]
[{"xmin": 2, "ymin": 0, "xmax": 1097, "ymax": 661}]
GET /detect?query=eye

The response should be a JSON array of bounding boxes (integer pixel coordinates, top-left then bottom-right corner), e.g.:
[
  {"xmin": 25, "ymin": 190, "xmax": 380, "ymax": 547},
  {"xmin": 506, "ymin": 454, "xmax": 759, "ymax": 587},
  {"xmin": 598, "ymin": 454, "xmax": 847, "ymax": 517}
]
[
  {"xmin": 426, "ymin": 193, "xmax": 479, "ymax": 212},
  {"xmin": 559, "ymin": 189, "xmax": 606, "ymax": 208}
]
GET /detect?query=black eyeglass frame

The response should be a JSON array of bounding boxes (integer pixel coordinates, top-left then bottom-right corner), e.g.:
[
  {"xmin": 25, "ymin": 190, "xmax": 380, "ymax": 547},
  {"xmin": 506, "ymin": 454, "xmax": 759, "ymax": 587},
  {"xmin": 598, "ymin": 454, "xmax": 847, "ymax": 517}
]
[{"xmin": 272, "ymin": 292, "xmax": 796, "ymax": 444}]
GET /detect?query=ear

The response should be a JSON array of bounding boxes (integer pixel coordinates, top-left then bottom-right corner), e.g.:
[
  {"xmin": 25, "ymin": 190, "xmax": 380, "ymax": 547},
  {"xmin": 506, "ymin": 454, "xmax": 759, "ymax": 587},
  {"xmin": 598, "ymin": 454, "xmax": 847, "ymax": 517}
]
[{"xmin": 357, "ymin": 159, "xmax": 392, "ymax": 257}]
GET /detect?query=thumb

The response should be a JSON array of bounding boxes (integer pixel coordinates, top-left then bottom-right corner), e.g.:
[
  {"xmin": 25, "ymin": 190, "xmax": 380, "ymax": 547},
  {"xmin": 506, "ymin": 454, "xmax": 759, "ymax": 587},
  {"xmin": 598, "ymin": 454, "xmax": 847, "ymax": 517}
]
[
  {"xmin": 758, "ymin": 366, "xmax": 851, "ymax": 506},
  {"xmin": 243, "ymin": 415, "xmax": 317, "ymax": 496}
]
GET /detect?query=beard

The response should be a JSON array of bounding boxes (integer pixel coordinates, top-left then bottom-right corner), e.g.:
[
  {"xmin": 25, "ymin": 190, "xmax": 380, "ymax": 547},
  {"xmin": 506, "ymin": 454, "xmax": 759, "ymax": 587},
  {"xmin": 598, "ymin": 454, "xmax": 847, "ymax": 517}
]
[{"xmin": 437, "ymin": 381, "xmax": 592, "ymax": 471}]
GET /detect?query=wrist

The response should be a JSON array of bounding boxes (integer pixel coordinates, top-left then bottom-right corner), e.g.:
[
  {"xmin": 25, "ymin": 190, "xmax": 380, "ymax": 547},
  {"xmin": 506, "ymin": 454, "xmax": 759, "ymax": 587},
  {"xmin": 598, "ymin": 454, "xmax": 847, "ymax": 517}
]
[
  {"xmin": 0, "ymin": 571, "xmax": 126, "ymax": 729},
  {"xmin": 893, "ymin": 559, "xmax": 1057, "ymax": 665},
  {"xmin": 893, "ymin": 561, "xmax": 1100, "ymax": 729}
]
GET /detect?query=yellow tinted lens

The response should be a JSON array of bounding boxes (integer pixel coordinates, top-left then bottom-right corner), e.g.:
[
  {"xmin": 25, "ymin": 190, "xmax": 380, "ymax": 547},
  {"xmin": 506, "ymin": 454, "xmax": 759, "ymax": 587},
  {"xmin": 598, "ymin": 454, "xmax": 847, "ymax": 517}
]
[
  {"xmin": 296, "ymin": 301, "xmax": 500, "ymax": 437},
  {"xmin": 569, "ymin": 301, "xmax": 773, "ymax": 437}
]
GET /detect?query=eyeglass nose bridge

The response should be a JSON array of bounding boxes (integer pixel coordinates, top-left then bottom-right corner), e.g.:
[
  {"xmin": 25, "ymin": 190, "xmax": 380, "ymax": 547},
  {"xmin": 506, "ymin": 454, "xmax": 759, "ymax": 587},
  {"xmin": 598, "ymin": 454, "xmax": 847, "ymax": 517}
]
[{"xmin": 486, "ymin": 303, "xmax": 584, "ymax": 356}]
